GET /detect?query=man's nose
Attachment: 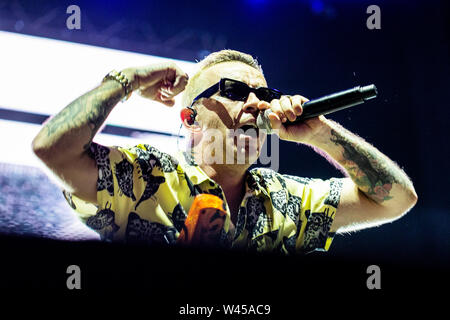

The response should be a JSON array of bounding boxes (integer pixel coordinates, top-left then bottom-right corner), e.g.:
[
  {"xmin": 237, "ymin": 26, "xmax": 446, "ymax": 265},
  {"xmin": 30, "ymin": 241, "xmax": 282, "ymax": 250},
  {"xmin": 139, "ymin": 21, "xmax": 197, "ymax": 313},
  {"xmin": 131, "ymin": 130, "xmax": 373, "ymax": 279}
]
[{"xmin": 242, "ymin": 92, "xmax": 260, "ymax": 114}]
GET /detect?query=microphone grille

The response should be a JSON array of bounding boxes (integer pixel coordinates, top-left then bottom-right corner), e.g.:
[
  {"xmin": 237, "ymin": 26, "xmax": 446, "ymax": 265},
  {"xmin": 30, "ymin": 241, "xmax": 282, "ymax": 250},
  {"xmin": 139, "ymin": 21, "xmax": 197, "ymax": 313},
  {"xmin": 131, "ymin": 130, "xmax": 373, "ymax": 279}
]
[{"xmin": 256, "ymin": 109, "xmax": 273, "ymax": 134}]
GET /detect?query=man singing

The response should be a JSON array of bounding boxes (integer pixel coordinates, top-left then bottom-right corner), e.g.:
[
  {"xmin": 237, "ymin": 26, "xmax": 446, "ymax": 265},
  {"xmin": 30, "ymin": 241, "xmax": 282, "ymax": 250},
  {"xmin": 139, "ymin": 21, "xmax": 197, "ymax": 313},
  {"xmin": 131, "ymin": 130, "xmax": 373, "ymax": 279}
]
[{"xmin": 32, "ymin": 50, "xmax": 417, "ymax": 254}]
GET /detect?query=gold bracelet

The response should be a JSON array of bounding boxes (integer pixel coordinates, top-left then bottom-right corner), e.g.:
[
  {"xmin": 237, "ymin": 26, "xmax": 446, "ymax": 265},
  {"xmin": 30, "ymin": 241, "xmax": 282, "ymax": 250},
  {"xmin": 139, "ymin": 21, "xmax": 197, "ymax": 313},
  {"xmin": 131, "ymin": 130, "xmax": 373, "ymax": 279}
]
[{"xmin": 102, "ymin": 70, "xmax": 133, "ymax": 102}]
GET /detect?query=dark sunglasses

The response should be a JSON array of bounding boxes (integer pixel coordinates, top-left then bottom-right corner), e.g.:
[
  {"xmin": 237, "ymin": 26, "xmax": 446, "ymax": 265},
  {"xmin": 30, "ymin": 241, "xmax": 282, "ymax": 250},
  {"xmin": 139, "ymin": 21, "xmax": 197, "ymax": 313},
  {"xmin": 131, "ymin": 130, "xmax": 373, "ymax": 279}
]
[{"xmin": 190, "ymin": 78, "xmax": 283, "ymax": 106}]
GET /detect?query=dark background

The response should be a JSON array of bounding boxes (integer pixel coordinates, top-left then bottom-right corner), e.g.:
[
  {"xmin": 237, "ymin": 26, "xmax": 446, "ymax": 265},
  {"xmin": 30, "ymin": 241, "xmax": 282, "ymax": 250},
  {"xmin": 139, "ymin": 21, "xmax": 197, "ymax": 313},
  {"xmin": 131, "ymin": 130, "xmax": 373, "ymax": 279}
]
[{"xmin": 0, "ymin": 0, "xmax": 448, "ymax": 302}]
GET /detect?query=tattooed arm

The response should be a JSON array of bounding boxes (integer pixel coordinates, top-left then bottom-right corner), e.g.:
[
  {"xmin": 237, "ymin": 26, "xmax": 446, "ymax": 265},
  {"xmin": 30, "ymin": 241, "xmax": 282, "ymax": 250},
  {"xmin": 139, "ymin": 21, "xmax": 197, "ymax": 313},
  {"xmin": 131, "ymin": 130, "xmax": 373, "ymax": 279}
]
[
  {"xmin": 256, "ymin": 93, "xmax": 417, "ymax": 233},
  {"xmin": 32, "ymin": 62, "xmax": 188, "ymax": 204},
  {"xmin": 264, "ymin": 93, "xmax": 417, "ymax": 233},
  {"xmin": 259, "ymin": 91, "xmax": 418, "ymax": 233},
  {"xmin": 302, "ymin": 116, "xmax": 418, "ymax": 233}
]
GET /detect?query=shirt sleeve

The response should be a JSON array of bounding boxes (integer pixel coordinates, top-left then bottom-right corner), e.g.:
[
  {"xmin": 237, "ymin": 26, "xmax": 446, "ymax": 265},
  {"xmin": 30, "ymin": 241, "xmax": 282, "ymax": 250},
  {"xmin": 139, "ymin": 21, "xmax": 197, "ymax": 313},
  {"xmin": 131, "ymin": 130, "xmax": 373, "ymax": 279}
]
[
  {"xmin": 297, "ymin": 177, "xmax": 344, "ymax": 253},
  {"xmin": 62, "ymin": 142, "xmax": 162, "ymax": 242}
]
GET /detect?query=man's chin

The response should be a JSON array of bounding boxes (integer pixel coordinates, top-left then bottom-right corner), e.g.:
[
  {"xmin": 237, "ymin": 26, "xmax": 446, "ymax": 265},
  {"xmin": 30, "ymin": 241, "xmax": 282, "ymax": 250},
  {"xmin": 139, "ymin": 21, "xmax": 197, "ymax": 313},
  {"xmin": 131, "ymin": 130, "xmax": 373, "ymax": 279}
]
[
  {"xmin": 193, "ymin": 136, "xmax": 262, "ymax": 166},
  {"xmin": 229, "ymin": 145, "xmax": 260, "ymax": 165}
]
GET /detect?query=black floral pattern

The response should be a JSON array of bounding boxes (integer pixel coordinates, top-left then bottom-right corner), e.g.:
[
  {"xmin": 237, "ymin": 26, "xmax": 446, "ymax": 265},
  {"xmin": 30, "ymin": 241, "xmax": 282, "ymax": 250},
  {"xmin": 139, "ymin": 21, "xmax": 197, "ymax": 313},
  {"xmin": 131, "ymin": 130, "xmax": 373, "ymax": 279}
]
[
  {"xmin": 270, "ymin": 190, "xmax": 287, "ymax": 215},
  {"xmin": 245, "ymin": 196, "xmax": 266, "ymax": 236},
  {"xmin": 86, "ymin": 203, "xmax": 119, "ymax": 241},
  {"xmin": 183, "ymin": 151, "xmax": 197, "ymax": 166},
  {"xmin": 142, "ymin": 144, "xmax": 179, "ymax": 173},
  {"xmin": 115, "ymin": 158, "xmax": 136, "ymax": 201},
  {"xmin": 283, "ymin": 174, "xmax": 313, "ymax": 185},
  {"xmin": 206, "ymin": 186, "xmax": 224, "ymax": 200},
  {"xmin": 245, "ymin": 171, "xmax": 260, "ymax": 191},
  {"xmin": 184, "ymin": 173, "xmax": 202, "ymax": 197},
  {"xmin": 169, "ymin": 203, "xmax": 187, "ymax": 232},
  {"xmin": 134, "ymin": 146, "xmax": 156, "ymax": 171},
  {"xmin": 126, "ymin": 212, "xmax": 177, "ymax": 245},
  {"xmin": 90, "ymin": 143, "xmax": 114, "ymax": 196},
  {"xmin": 286, "ymin": 193, "xmax": 302, "ymax": 223},
  {"xmin": 135, "ymin": 174, "xmax": 165, "ymax": 210},
  {"xmin": 67, "ymin": 142, "xmax": 342, "ymax": 254},
  {"xmin": 258, "ymin": 168, "xmax": 275, "ymax": 189},
  {"xmin": 324, "ymin": 178, "xmax": 343, "ymax": 208},
  {"xmin": 252, "ymin": 211, "xmax": 267, "ymax": 238},
  {"xmin": 233, "ymin": 207, "xmax": 247, "ymax": 241},
  {"xmin": 302, "ymin": 209, "xmax": 335, "ymax": 253}
]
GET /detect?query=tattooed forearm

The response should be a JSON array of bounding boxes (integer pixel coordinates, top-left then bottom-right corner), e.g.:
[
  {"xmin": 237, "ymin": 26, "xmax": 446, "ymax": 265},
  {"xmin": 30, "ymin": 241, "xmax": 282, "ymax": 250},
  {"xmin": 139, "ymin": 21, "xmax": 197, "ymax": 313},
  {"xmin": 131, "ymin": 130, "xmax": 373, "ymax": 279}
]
[
  {"xmin": 81, "ymin": 84, "xmax": 123, "ymax": 150},
  {"xmin": 40, "ymin": 80, "xmax": 124, "ymax": 153},
  {"xmin": 330, "ymin": 129, "xmax": 394, "ymax": 202},
  {"xmin": 328, "ymin": 125, "xmax": 413, "ymax": 203}
]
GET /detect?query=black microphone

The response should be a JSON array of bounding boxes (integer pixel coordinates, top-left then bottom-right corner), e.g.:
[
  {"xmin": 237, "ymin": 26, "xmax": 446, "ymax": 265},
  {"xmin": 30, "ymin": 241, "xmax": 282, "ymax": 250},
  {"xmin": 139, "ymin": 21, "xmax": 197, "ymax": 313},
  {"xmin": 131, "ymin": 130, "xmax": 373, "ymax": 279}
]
[{"xmin": 256, "ymin": 84, "xmax": 378, "ymax": 133}]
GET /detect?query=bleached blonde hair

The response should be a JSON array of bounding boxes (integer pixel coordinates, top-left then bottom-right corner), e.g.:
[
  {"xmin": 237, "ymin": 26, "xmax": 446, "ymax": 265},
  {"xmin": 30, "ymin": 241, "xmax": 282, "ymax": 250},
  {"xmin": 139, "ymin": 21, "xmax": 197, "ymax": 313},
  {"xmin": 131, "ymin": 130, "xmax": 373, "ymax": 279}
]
[{"xmin": 181, "ymin": 49, "xmax": 264, "ymax": 108}]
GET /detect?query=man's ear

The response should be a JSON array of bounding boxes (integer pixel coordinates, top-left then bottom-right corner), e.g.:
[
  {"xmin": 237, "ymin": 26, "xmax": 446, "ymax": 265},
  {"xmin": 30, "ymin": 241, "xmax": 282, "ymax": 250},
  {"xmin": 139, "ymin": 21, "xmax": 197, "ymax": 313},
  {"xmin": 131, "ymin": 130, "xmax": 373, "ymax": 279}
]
[
  {"xmin": 180, "ymin": 107, "xmax": 201, "ymax": 131},
  {"xmin": 180, "ymin": 107, "xmax": 203, "ymax": 149}
]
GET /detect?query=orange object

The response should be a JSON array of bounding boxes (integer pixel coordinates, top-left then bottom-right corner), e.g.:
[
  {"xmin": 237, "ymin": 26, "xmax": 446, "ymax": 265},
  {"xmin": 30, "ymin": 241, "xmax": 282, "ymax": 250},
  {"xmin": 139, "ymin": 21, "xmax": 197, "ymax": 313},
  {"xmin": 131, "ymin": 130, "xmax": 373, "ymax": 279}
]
[{"xmin": 177, "ymin": 194, "xmax": 227, "ymax": 247}]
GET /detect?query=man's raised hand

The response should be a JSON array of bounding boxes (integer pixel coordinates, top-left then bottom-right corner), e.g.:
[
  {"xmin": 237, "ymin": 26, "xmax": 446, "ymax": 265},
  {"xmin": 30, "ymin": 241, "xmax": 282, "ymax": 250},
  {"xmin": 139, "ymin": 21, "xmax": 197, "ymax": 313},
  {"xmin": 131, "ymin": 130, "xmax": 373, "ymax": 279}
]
[
  {"xmin": 122, "ymin": 62, "xmax": 189, "ymax": 106},
  {"xmin": 256, "ymin": 94, "xmax": 326, "ymax": 144}
]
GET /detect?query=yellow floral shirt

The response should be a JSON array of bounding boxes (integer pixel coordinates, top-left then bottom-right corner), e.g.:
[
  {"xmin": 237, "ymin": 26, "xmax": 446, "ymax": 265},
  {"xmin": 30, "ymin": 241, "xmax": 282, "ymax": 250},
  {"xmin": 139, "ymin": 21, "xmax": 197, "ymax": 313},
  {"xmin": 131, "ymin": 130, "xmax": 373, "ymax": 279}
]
[{"xmin": 63, "ymin": 143, "xmax": 344, "ymax": 254}]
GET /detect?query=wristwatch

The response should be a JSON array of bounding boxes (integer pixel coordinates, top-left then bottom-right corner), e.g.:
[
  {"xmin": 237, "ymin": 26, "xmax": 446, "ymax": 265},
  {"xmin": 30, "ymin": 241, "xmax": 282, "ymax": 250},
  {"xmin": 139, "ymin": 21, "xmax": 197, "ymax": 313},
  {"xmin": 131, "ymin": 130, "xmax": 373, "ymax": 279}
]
[{"xmin": 102, "ymin": 70, "xmax": 133, "ymax": 102}]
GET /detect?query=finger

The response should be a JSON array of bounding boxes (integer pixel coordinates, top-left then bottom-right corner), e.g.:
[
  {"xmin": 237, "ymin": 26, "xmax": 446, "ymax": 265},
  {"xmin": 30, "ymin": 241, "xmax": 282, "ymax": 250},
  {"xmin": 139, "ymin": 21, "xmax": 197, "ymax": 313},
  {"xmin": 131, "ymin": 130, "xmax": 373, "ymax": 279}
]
[
  {"xmin": 267, "ymin": 111, "xmax": 282, "ymax": 129},
  {"xmin": 138, "ymin": 86, "xmax": 175, "ymax": 107},
  {"xmin": 269, "ymin": 99, "xmax": 286, "ymax": 123},
  {"xmin": 156, "ymin": 91, "xmax": 176, "ymax": 106},
  {"xmin": 299, "ymin": 95, "xmax": 309, "ymax": 104},
  {"xmin": 291, "ymin": 95, "xmax": 304, "ymax": 116},
  {"xmin": 163, "ymin": 64, "xmax": 188, "ymax": 90},
  {"xmin": 257, "ymin": 100, "xmax": 270, "ymax": 111},
  {"xmin": 141, "ymin": 82, "xmax": 173, "ymax": 99},
  {"xmin": 170, "ymin": 72, "xmax": 189, "ymax": 96},
  {"xmin": 280, "ymin": 96, "xmax": 296, "ymax": 122},
  {"xmin": 160, "ymin": 87, "xmax": 174, "ymax": 99}
]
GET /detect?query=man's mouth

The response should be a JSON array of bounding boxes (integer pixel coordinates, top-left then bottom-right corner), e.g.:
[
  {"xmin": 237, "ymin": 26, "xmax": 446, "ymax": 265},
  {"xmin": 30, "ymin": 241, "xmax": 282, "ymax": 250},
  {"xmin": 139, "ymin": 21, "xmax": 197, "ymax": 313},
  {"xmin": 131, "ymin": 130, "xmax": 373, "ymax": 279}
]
[
  {"xmin": 236, "ymin": 124, "xmax": 259, "ymax": 140},
  {"xmin": 233, "ymin": 122, "xmax": 260, "ymax": 149},
  {"xmin": 239, "ymin": 124, "xmax": 258, "ymax": 132},
  {"xmin": 236, "ymin": 119, "xmax": 259, "ymax": 132}
]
